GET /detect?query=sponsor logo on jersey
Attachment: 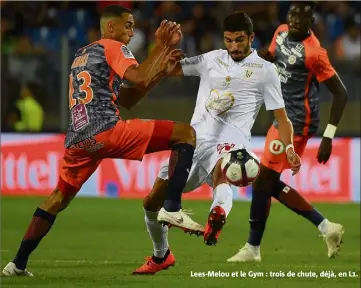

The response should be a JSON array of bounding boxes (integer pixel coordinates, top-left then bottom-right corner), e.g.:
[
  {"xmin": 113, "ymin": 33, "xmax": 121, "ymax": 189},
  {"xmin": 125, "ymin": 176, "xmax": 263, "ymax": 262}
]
[
  {"xmin": 291, "ymin": 48, "xmax": 303, "ymax": 58},
  {"xmin": 280, "ymin": 45, "xmax": 292, "ymax": 56},
  {"xmin": 276, "ymin": 61, "xmax": 292, "ymax": 84},
  {"xmin": 205, "ymin": 89, "xmax": 235, "ymax": 116},
  {"xmin": 215, "ymin": 57, "xmax": 229, "ymax": 68},
  {"xmin": 276, "ymin": 31, "xmax": 288, "ymax": 45},
  {"xmin": 269, "ymin": 139, "xmax": 285, "ymax": 155},
  {"xmin": 217, "ymin": 143, "xmax": 236, "ymax": 154},
  {"xmin": 243, "ymin": 63, "xmax": 263, "ymax": 68},
  {"xmin": 121, "ymin": 45, "xmax": 135, "ymax": 59}
]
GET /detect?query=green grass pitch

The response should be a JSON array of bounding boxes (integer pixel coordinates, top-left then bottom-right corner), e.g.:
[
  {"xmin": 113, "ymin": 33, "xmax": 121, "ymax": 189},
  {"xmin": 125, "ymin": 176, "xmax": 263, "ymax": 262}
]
[{"xmin": 1, "ymin": 197, "xmax": 360, "ymax": 288}]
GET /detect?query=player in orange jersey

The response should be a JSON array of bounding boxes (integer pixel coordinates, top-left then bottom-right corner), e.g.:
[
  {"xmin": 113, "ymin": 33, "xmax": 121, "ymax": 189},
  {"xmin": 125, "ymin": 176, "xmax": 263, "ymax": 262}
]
[
  {"xmin": 228, "ymin": 1, "xmax": 348, "ymax": 263},
  {"xmin": 2, "ymin": 5, "xmax": 203, "ymax": 277}
]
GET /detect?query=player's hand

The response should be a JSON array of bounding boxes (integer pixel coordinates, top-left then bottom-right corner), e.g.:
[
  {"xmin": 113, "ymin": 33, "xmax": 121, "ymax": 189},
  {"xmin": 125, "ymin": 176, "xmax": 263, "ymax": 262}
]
[
  {"xmin": 256, "ymin": 48, "xmax": 275, "ymax": 63},
  {"xmin": 162, "ymin": 49, "xmax": 184, "ymax": 74},
  {"xmin": 317, "ymin": 137, "xmax": 332, "ymax": 164},
  {"xmin": 155, "ymin": 20, "xmax": 181, "ymax": 47},
  {"xmin": 286, "ymin": 147, "xmax": 301, "ymax": 175}
]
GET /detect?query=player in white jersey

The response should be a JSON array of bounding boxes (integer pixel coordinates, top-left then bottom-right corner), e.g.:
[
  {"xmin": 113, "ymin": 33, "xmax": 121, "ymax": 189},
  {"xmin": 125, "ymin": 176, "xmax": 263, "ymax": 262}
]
[{"xmin": 132, "ymin": 12, "xmax": 301, "ymax": 275}]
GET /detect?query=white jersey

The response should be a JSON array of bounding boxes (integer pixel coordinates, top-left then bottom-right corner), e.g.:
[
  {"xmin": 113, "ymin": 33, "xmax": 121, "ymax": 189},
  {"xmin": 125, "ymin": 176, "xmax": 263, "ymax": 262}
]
[
  {"xmin": 158, "ymin": 49, "xmax": 285, "ymax": 192},
  {"xmin": 181, "ymin": 49, "xmax": 285, "ymax": 146}
]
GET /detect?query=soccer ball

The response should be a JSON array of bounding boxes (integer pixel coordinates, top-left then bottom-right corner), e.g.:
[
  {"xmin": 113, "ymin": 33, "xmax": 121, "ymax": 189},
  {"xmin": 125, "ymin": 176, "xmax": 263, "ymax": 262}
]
[{"xmin": 221, "ymin": 149, "xmax": 260, "ymax": 187}]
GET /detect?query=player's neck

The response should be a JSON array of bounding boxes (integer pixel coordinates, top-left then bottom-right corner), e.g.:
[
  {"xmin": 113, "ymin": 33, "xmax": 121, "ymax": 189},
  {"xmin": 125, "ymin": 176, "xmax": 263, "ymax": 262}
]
[{"xmin": 289, "ymin": 30, "xmax": 312, "ymax": 42}]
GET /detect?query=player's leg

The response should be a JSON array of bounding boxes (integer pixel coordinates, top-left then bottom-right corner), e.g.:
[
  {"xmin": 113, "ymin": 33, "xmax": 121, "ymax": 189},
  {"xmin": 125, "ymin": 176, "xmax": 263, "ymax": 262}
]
[
  {"xmin": 227, "ymin": 126, "xmax": 281, "ymax": 262},
  {"xmin": 145, "ymin": 121, "xmax": 196, "ymax": 213},
  {"xmin": 204, "ymin": 158, "xmax": 233, "ymax": 246},
  {"xmin": 270, "ymin": 179, "xmax": 344, "ymax": 258},
  {"xmin": 269, "ymin": 136, "xmax": 344, "ymax": 258},
  {"xmin": 118, "ymin": 119, "xmax": 196, "ymax": 213},
  {"xmin": 2, "ymin": 153, "xmax": 101, "ymax": 276},
  {"xmin": 133, "ymin": 157, "xmax": 206, "ymax": 275},
  {"xmin": 133, "ymin": 177, "xmax": 176, "ymax": 275}
]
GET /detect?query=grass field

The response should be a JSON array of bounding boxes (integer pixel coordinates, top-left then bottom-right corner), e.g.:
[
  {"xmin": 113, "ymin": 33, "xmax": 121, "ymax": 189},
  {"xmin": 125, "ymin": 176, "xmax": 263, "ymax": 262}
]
[{"xmin": 1, "ymin": 197, "xmax": 360, "ymax": 288}]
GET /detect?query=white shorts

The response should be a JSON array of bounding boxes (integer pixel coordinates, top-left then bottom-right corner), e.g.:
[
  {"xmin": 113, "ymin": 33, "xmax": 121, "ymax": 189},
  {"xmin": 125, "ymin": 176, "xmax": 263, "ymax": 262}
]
[{"xmin": 157, "ymin": 136, "xmax": 249, "ymax": 193}]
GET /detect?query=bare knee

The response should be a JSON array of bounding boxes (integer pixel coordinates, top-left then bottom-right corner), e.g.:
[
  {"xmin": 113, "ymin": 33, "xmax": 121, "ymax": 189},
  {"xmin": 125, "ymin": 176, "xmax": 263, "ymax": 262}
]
[
  {"xmin": 171, "ymin": 123, "xmax": 196, "ymax": 147},
  {"xmin": 39, "ymin": 189, "xmax": 74, "ymax": 215}
]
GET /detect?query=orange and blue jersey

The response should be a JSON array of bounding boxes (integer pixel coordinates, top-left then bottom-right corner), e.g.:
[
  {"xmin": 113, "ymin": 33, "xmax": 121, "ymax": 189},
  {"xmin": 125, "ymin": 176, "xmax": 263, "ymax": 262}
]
[
  {"xmin": 269, "ymin": 24, "xmax": 336, "ymax": 136},
  {"xmin": 65, "ymin": 39, "xmax": 138, "ymax": 148}
]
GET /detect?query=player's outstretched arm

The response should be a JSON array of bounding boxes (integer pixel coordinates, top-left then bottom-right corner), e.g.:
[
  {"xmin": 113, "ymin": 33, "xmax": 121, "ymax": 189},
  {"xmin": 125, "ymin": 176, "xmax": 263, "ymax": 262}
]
[
  {"xmin": 117, "ymin": 21, "xmax": 184, "ymax": 109},
  {"xmin": 263, "ymin": 63, "xmax": 301, "ymax": 174},
  {"xmin": 118, "ymin": 49, "xmax": 184, "ymax": 109},
  {"xmin": 123, "ymin": 21, "xmax": 181, "ymax": 89}
]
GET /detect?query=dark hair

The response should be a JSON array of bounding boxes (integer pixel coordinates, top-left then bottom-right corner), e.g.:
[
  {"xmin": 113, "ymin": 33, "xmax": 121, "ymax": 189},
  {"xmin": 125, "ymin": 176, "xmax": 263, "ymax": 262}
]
[
  {"xmin": 101, "ymin": 5, "xmax": 131, "ymax": 19},
  {"xmin": 223, "ymin": 12, "xmax": 253, "ymax": 35}
]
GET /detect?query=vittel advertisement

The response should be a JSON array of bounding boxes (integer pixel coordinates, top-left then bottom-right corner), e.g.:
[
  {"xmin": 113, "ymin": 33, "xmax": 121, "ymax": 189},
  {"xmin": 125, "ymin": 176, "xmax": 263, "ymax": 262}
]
[{"xmin": 1, "ymin": 134, "xmax": 359, "ymax": 203}]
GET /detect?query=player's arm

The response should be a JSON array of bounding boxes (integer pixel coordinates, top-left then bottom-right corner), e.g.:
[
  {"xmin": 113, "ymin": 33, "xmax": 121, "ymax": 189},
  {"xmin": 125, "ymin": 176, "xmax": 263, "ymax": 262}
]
[
  {"xmin": 119, "ymin": 52, "xmax": 209, "ymax": 108},
  {"xmin": 306, "ymin": 47, "xmax": 348, "ymax": 163},
  {"xmin": 118, "ymin": 49, "xmax": 183, "ymax": 109},
  {"xmin": 263, "ymin": 64, "xmax": 301, "ymax": 174},
  {"xmin": 168, "ymin": 53, "xmax": 208, "ymax": 77},
  {"xmin": 273, "ymin": 108, "xmax": 294, "ymax": 152}
]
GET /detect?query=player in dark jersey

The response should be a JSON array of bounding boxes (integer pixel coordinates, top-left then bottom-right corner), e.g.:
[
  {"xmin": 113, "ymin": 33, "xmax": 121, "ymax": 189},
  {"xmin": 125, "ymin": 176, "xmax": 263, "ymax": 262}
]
[
  {"xmin": 2, "ymin": 5, "xmax": 204, "ymax": 277},
  {"xmin": 228, "ymin": 1, "xmax": 348, "ymax": 263}
]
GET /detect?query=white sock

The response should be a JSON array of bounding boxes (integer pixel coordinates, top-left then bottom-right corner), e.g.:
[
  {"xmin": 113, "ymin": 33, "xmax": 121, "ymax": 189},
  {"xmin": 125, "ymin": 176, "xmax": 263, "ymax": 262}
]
[
  {"xmin": 318, "ymin": 218, "xmax": 329, "ymax": 235},
  {"xmin": 210, "ymin": 183, "xmax": 233, "ymax": 217},
  {"xmin": 144, "ymin": 209, "xmax": 169, "ymax": 258}
]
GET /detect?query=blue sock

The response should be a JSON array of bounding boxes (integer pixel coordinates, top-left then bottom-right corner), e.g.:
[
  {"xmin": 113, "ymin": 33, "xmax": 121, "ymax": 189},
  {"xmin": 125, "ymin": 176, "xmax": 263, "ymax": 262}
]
[
  {"xmin": 163, "ymin": 143, "xmax": 194, "ymax": 212},
  {"xmin": 299, "ymin": 209, "xmax": 324, "ymax": 227},
  {"xmin": 272, "ymin": 181, "xmax": 325, "ymax": 227},
  {"xmin": 247, "ymin": 192, "xmax": 271, "ymax": 246},
  {"xmin": 13, "ymin": 208, "xmax": 56, "ymax": 270}
]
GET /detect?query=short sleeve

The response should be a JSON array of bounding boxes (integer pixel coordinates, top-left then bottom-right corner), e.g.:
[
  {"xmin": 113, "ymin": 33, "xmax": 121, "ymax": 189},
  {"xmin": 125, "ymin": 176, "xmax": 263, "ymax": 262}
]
[
  {"xmin": 268, "ymin": 24, "xmax": 288, "ymax": 56},
  {"xmin": 180, "ymin": 54, "xmax": 208, "ymax": 76},
  {"xmin": 305, "ymin": 47, "xmax": 336, "ymax": 83},
  {"xmin": 263, "ymin": 64, "xmax": 285, "ymax": 110},
  {"xmin": 103, "ymin": 40, "xmax": 139, "ymax": 78}
]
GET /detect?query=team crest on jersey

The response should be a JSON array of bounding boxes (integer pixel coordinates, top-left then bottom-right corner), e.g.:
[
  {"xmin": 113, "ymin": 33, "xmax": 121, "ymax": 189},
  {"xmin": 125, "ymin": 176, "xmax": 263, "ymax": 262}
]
[
  {"xmin": 288, "ymin": 55, "xmax": 297, "ymax": 65},
  {"xmin": 121, "ymin": 45, "xmax": 135, "ymax": 59},
  {"xmin": 245, "ymin": 70, "xmax": 253, "ymax": 78}
]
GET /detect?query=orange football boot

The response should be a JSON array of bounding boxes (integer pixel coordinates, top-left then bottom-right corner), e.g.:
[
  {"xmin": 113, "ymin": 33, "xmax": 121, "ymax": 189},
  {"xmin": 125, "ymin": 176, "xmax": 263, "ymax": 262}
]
[
  {"xmin": 204, "ymin": 206, "xmax": 226, "ymax": 246},
  {"xmin": 132, "ymin": 251, "xmax": 175, "ymax": 275}
]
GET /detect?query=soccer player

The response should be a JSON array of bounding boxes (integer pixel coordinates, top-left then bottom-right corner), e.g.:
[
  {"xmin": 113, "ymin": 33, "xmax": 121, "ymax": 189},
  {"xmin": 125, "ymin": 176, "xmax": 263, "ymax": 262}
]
[
  {"xmin": 227, "ymin": 1, "xmax": 348, "ymax": 263},
  {"xmin": 132, "ymin": 11, "xmax": 301, "ymax": 275},
  {"xmin": 2, "ymin": 5, "xmax": 203, "ymax": 277}
]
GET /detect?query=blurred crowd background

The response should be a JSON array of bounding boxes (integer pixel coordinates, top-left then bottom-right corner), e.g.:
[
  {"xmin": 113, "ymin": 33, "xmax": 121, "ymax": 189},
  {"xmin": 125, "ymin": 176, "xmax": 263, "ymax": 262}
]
[{"xmin": 1, "ymin": 1, "xmax": 360, "ymax": 136}]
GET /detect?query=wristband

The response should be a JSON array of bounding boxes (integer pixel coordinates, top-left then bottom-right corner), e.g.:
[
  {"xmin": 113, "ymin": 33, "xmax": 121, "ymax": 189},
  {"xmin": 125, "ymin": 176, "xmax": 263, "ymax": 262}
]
[
  {"xmin": 323, "ymin": 124, "xmax": 337, "ymax": 139},
  {"xmin": 285, "ymin": 144, "xmax": 294, "ymax": 153}
]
